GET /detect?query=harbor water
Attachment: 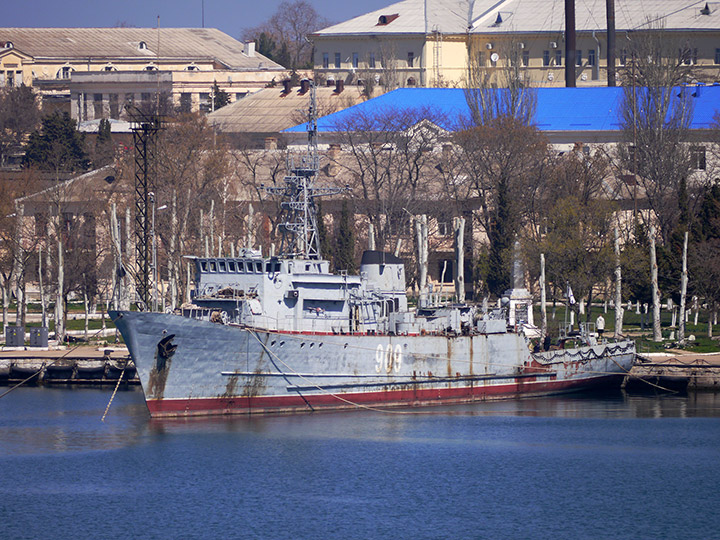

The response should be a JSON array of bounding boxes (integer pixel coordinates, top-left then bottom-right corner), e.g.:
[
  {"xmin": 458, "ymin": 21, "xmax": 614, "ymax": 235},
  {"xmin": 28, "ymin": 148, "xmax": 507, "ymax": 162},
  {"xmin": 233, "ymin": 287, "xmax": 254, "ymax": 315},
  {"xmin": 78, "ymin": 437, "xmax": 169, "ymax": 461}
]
[{"xmin": 1, "ymin": 387, "xmax": 720, "ymax": 539}]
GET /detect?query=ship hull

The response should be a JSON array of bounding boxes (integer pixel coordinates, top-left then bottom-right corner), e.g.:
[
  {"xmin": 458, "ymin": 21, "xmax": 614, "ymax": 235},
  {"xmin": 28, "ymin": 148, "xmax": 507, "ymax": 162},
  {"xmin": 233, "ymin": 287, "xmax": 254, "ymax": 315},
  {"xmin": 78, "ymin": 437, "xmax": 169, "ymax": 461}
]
[{"xmin": 111, "ymin": 311, "xmax": 635, "ymax": 418}]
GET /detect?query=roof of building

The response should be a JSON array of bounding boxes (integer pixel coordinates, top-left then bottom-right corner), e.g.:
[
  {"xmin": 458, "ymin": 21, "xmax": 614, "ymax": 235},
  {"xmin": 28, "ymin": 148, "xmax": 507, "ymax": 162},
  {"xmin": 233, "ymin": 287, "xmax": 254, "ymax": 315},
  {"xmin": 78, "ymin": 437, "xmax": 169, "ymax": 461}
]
[
  {"xmin": 314, "ymin": 0, "xmax": 720, "ymax": 36},
  {"xmin": 208, "ymin": 84, "xmax": 368, "ymax": 134},
  {"xmin": 0, "ymin": 27, "xmax": 282, "ymax": 70},
  {"xmin": 285, "ymin": 85, "xmax": 720, "ymax": 133}
]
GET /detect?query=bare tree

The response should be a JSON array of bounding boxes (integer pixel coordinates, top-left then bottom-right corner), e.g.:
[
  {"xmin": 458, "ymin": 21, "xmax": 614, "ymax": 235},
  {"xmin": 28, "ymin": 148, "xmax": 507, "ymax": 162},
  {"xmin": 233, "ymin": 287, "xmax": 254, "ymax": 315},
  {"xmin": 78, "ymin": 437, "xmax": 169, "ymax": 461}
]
[
  {"xmin": 616, "ymin": 19, "xmax": 699, "ymax": 244},
  {"xmin": 451, "ymin": 117, "xmax": 550, "ymax": 295},
  {"xmin": 0, "ymin": 86, "xmax": 41, "ymax": 168},
  {"xmin": 0, "ymin": 169, "xmax": 48, "ymax": 331},
  {"xmin": 154, "ymin": 113, "xmax": 232, "ymax": 304},
  {"xmin": 232, "ymin": 137, "xmax": 288, "ymax": 249},
  {"xmin": 243, "ymin": 1, "xmax": 329, "ymax": 70},
  {"xmin": 464, "ymin": 37, "xmax": 537, "ymax": 127},
  {"xmin": 378, "ymin": 41, "xmax": 401, "ymax": 92},
  {"xmin": 330, "ymin": 106, "xmax": 447, "ymax": 253}
]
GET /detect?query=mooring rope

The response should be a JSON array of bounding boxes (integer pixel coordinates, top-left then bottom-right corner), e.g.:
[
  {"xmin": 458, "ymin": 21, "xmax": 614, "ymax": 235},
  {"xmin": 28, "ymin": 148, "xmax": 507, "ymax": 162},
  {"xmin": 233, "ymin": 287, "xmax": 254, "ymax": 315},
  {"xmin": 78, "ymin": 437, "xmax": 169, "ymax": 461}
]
[{"xmin": 101, "ymin": 364, "xmax": 126, "ymax": 422}]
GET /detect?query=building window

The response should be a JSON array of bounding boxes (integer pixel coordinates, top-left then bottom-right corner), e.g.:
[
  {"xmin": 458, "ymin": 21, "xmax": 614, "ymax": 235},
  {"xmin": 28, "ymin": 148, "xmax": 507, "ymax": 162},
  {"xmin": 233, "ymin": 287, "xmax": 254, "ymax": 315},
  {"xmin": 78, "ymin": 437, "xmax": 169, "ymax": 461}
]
[
  {"xmin": 334, "ymin": 52, "xmax": 341, "ymax": 68},
  {"xmin": 199, "ymin": 92, "xmax": 211, "ymax": 113},
  {"xmin": 543, "ymin": 50, "xmax": 550, "ymax": 66},
  {"xmin": 715, "ymin": 48, "xmax": 720, "ymax": 64},
  {"xmin": 620, "ymin": 49, "xmax": 627, "ymax": 66},
  {"xmin": 407, "ymin": 77, "xmax": 417, "ymax": 86},
  {"xmin": 322, "ymin": 52, "xmax": 329, "ymax": 68},
  {"xmin": 369, "ymin": 52, "xmax": 376, "ymax": 68},
  {"xmin": 407, "ymin": 51, "xmax": 414, "ymax": 67},
  {"xmin": 58, "ymin": 66, "xmax": 73, "ymax": 79},
  {"xmin": 437, "ymin": 221, "xmax": 451, "ymax": 236},
  {"xmin": 93, "ymin": 93, "xmax": 103, "ymax": 118},
  {"xmin": 555, "ymin": 50, "xmax": 562, "ymax": 66},
  {"xmin": 522, "ymin": 50, "xmax": 529, "ymax": 67},
  {"xmin": 691, "ymin": 146, "xmax": 706, "ymax": 170},
  {"xmin": 109, "ymin": 94, "xmax": 119, "ymax": 119},
  {"xmin": 145, "ymin": 64, "xmax": 157, "ymax": 71},
  {"xmin": 138, "ymin": 41, "xmax": 148, "ymax": 50},
  {"xmin": 352, "ymin": 52, "xmax": 359, "ymax": 68},
  {"xmin": 588, "ymin": 49, "xmax": 596, "ymax": 66},
  {"xmin": 180, "ymin": 93, "xmax": 192, "ymax": 113},
  {"xmin": 576, "ymin": 50, "xmax": 582, "ymax": 66},
  {"xmin": 681, "ymin": 47, "xmax": 698, "ymax": 65}
]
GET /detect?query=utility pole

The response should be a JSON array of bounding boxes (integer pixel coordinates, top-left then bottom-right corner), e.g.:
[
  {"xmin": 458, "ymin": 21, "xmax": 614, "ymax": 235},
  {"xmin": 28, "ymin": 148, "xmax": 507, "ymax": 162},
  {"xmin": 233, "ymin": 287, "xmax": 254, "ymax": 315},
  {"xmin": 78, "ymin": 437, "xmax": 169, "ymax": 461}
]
[
  {"xmin": 565, "ymin": 0, "xmax": 576, "ymax": 87},
  {"xmin": 606, "ymin": 0, "xmax": 616, "ymax": 86}
]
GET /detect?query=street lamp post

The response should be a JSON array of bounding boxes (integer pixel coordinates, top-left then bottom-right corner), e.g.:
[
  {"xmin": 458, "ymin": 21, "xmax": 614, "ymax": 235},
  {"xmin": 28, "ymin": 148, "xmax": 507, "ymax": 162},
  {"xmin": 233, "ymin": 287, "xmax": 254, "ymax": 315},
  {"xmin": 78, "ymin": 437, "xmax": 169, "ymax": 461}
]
[{"xmin": 149, "ymin": 192, "xmax": 157, "ymax": 312}]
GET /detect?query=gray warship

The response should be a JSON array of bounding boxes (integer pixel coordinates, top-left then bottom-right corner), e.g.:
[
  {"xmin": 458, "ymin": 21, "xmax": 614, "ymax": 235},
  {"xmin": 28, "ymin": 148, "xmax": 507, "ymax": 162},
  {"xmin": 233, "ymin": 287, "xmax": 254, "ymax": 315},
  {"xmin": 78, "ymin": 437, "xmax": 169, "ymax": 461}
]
[{"xmin": 111, "ymin": 84, "xmax": 635, "ymax": 417}]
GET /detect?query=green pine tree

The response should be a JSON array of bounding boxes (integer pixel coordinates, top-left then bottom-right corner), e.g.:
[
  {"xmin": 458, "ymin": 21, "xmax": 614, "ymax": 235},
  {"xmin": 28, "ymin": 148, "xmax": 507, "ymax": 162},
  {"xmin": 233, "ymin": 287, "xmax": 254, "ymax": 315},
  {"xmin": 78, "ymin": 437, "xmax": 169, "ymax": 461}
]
[
  {"xmin": 212, "ymin": 82, "xmax": 230, "ymax": 111},
  {"xmin": 23, "ymin": 111, "xmax": 89, "ymax": 174},
  {"xmin": 335, "ymin": 200, "xmax": 356, "ymax": 273},
  {"xmin": 486, "ymin": 177, "xmax": 513, "ymax": 296},
  {"xmin": 694, "ymin": 181, "xmax": 720, "ymax": 242}
]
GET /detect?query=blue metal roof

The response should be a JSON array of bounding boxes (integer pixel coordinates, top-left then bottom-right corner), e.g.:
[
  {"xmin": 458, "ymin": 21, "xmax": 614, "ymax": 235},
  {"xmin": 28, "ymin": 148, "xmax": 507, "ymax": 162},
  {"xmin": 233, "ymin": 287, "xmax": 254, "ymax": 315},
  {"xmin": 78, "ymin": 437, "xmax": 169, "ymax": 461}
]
[{"xmin": 285, "ymin": 86, "xmax": 720, "ymax": 133}]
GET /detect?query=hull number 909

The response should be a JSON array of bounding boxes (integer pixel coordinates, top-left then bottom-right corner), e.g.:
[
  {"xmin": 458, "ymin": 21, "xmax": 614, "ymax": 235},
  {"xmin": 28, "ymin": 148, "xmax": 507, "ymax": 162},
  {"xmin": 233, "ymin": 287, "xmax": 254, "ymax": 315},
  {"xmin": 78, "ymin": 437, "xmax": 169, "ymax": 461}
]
[{"xmin": 376, "ymin": 344, "xmax": 402, "ymax": 373}]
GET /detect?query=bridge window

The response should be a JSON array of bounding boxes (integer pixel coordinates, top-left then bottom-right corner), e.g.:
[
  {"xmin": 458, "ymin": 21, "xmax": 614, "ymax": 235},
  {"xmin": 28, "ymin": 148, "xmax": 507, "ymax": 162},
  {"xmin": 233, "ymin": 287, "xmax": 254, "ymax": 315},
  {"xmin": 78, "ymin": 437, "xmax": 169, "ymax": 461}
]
[
  {"xmin": 254, "ymin": 261, "xmax": 263, "ymax": 273},
  {"xmin": 228, "ymin": 261, "xmax": 236, "ymax": 272},
  {"xmin": 209, "ymin": 261, "xmax": 217, "ymax": 272},
  {"xmin": 218, "ymin": 261, "xmax": 226, "ymax": 272}
]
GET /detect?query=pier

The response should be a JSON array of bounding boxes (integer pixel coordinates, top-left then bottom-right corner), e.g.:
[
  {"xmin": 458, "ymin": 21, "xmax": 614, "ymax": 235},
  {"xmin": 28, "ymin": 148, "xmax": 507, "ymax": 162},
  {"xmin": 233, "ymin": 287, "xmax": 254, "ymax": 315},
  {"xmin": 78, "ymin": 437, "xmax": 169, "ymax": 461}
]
[
  {"xmin": 624, "ymin": 352, "xmax": 720, "ymax": 392},
  {"xmin": 0, "ymin": 348, "xmax": 138, "ymax": 386}
]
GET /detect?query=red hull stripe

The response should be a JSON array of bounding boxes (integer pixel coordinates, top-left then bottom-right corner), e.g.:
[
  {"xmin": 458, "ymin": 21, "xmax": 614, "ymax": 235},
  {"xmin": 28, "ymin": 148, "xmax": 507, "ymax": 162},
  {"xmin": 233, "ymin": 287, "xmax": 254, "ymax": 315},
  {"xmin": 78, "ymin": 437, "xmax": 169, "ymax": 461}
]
[{"xmin": 146, "ymin": 375, "xmax": 623, "ymax": 417}]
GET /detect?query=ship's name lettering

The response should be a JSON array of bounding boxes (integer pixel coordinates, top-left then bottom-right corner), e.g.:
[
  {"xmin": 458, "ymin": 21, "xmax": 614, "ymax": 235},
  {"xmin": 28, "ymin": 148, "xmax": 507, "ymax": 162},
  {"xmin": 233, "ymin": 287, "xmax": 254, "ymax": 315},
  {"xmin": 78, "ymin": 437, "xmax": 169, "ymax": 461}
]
[{"xmin": 375, "ymin": 344, "xmax": 402, "ymax": 374}]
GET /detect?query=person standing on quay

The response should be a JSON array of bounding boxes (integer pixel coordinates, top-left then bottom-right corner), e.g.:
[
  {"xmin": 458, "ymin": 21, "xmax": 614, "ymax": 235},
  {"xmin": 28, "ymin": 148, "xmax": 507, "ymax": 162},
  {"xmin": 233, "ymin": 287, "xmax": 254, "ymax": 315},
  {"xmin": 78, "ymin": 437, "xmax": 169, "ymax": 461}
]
[{"xmin": 596, "ymin": 314, "xmax": 605, "ymax": 337}]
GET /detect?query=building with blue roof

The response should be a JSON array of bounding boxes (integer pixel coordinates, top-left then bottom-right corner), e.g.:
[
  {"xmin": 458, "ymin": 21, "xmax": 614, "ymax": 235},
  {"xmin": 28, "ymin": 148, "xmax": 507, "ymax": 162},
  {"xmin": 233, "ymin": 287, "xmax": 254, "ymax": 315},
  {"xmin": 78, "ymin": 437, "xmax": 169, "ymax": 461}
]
[{"xmin": 285, "ymin": 85, "xmax": 720, "ymax": 148}]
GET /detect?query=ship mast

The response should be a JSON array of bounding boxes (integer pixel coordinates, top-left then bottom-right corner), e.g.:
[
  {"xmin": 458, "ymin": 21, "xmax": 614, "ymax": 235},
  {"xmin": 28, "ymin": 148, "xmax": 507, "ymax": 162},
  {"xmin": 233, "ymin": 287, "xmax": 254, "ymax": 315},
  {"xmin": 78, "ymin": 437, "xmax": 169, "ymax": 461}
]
[{"xmin": 265, "ymin": 80, "xmax": 344, "ymax": 259}]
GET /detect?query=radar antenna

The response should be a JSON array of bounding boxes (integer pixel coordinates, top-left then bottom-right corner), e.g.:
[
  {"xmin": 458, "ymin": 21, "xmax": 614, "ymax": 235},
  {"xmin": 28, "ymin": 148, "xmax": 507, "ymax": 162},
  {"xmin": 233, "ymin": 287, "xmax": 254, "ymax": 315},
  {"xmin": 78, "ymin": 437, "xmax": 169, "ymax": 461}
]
[{"xmin": 264, "ymin": 80, "xmax": 346, "ymax": 259}]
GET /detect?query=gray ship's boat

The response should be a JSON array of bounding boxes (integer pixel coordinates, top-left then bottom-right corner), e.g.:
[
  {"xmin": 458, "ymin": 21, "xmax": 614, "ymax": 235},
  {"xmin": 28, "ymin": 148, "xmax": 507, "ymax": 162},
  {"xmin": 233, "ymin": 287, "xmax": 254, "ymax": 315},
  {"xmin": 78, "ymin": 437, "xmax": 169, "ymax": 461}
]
[{"xmin": 111, "ymin": 83, "xmax": 635, "ymax": 418}]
